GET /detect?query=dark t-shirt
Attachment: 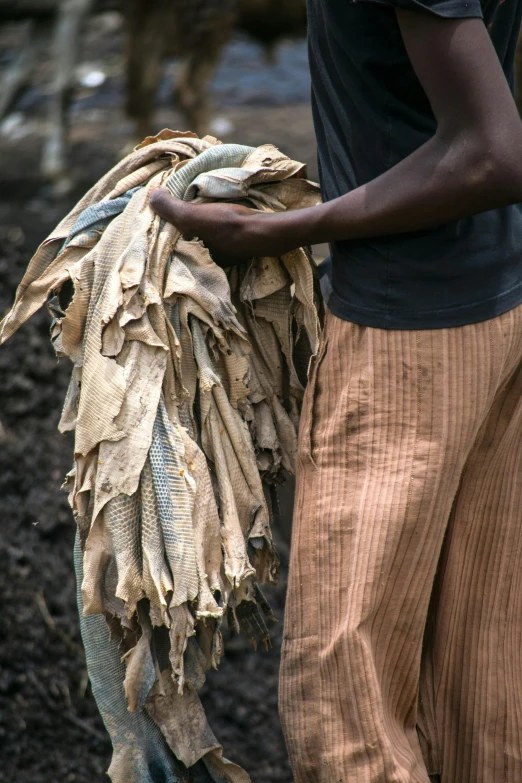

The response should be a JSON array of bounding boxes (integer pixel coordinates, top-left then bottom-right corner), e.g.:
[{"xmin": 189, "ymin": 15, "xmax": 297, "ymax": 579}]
[{"xmin": 311, "ymin": 0, "xmax": 522, "ymax": 328}]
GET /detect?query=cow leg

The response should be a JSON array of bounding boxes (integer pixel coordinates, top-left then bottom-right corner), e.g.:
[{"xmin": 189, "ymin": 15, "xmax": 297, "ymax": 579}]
[
  {"xmin": 0, "ymin": 19, "xmax": 51, "ymax": 121},
  {"xmin": 177, "ymin": 35, "xmax": 229, "ymax": 137},
  {"xmin": 177, "ymin": 53, "xmax": 213, "ymax": 136},
  {"xmin": 124, "ymin": 0, "xmax": 166, "ymax": 143},
  {"xmin": 41, "ymin": 0, "xmax": 94, "ymax": 188},
  {"xmin": 173, "ymin": 0, "xmax": 235, "ymax": 137}
]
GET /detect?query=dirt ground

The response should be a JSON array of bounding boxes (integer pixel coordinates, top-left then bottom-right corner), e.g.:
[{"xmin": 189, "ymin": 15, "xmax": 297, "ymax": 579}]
[{"xmin": 0, "ymin": 13, "xmax": 318, "ymax": 783}]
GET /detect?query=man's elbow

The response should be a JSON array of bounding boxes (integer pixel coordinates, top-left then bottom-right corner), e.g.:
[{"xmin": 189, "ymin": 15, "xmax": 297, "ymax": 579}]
[{"xmin": 466, "ymin": 131, "xmax": 522, "ymax": 206}]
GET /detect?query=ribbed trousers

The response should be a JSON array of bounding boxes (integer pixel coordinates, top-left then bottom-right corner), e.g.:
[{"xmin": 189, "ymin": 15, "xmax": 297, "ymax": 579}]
[{"xmin": 279, "ymin": 305, "xmax": 522, "ymax": 783}]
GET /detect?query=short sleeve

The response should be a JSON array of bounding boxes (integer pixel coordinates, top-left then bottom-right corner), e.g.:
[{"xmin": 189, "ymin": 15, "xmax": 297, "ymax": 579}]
[{"xmin": 348, "ymin": 0, "xmax": 483, "ymax": 18}]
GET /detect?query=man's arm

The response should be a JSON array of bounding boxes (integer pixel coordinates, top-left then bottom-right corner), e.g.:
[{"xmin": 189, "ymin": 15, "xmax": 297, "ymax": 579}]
[{"xmin": 151, "ymin": 14, "xmax": 522, "ymax": 260}]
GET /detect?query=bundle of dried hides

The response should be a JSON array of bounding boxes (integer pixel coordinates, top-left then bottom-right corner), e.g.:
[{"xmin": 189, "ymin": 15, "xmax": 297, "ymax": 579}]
[{"xmin": 0, "ymin": 130, "xmax": 322, "ymax": 783}]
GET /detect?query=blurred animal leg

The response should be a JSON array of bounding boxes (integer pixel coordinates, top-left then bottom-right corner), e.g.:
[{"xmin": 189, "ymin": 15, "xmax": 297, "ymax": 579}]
[
  {"xmin": 124, "ymin": 0, "xmax": 165, "ymax": 144},
  {"xmin": 177, "ymin": 47, "xmax": 222, "ymax": 137},
  {"xmin": 0, "ymin": 19, "xmax": 51, "ymax": 120},
  {"xmin": 41, "ymin": 0, "xmax": 94, "ymax": 184}
]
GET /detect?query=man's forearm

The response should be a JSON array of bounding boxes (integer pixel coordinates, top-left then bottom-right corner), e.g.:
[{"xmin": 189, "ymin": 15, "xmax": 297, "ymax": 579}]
[
  {"xmin": 151, "ymin": 126, "xmax": 522, "ymax": 262},
  {"xmin": 265, "ymin": 128, "xmax": 522, "ymax": 252},
  {"xmin": 151, "ymin": 15, "xmax": 522, "ymax": 263}
]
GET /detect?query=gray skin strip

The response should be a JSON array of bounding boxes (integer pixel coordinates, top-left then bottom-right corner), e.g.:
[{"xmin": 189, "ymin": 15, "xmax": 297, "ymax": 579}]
[
  {"xmin": 74, "ymin": 533, "xmax": 216, "ymax": 783},
  {"xmin": 164, "ymin": 145, "xmax": 255, "ymax": 200},
  {"xmin": 60, "ymin": 187, "xmax": 141, "ymax": 253},
  {"xmin": 74, "ymin": 533, "xmax": 185, "ymax": 783}
]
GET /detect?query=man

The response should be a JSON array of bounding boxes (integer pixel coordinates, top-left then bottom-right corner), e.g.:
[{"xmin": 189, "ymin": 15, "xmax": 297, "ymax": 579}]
[{"xmin": 151, "ymin": 2, "xmax": 522, "ymax": 781}]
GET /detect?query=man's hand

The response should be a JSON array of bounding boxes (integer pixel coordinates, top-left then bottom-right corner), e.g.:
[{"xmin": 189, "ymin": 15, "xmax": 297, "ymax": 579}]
[{"xmin": 149, "ymin": 187, "xmax": 308, "ymax": 264}]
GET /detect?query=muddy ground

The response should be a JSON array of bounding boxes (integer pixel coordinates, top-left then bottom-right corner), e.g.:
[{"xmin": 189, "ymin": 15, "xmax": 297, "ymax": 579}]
[{"xmin": 0, "ymin": 13, "xmax": 319, "ymax": 783}]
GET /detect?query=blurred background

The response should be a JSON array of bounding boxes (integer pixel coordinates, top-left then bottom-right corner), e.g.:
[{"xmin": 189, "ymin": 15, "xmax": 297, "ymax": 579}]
[{"xmin": 0, "ymin": 2, "xmax": 319, "ymax": 782}]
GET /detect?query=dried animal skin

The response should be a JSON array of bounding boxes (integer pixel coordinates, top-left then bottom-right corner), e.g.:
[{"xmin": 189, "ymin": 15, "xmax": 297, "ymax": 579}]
[
  {"xmin": 106, "ymin": 491, "xmax": 143, "ymax": 617},
  {"xmin": 0, "ymin": 132, "xmax": 321, "ymax": 782},
  {"xmin": 0, "ymin": 136, "xmax": 216, "ymax": 344},
  {"xmin": 149, "ymin": 399, "xmax": 198, "ymax": 608},
  {"xmin": 180, "ymin": 429, "xmax": 224, "ymax": 619},
  {"xmin": 146, "ymin": 667, "xmax": 220, "ymax": 767},
  {"xmin": 123, "ymin": 619, "xmax": 156, "ymax": 712},
  {"xmin": 140, "ymin": 458, "xmax": 173, "ymax": 627}
]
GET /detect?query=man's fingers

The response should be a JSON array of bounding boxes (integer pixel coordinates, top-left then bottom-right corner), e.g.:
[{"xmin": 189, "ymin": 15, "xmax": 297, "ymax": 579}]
[{"xmin": 149, "ymin": 188, "xmax": 188, "ymax": 227}]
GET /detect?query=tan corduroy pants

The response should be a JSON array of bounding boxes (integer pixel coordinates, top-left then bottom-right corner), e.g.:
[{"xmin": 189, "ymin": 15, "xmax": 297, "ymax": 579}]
[{"xmin": 279, "ymin": 305, "xmax": 522, "ymax": 783}]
